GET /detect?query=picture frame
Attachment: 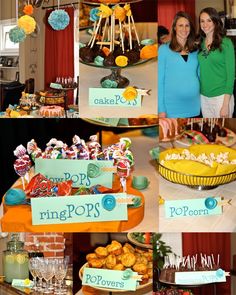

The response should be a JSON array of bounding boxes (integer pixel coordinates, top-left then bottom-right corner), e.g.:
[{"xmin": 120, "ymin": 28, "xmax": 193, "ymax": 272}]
[
  {"xmin": 6, "ymin": 57, "xmax": 13, "ymax": 67},
  {"xmin": 0, "ymin": 56, "xmax": 6, "ymax": 66},
  {"xmin": 12, "ymin": 56, "xmax": 19, "ymax": 67}
]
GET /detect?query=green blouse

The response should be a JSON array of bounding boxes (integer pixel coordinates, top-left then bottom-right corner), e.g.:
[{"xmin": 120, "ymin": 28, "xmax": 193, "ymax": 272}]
[{"xmin": 198, "ymin": 37, "xmax": 235, "ymax": 97}]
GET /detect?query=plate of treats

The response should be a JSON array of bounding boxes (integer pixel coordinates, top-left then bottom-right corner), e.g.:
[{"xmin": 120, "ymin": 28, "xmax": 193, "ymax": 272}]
[
  {"xmin": 79, "ymin": 240, "xmax": 153, "ymax": 292},
  {"xmin": 176, "ymin": 118, "xmax": 236, "ymax": 147},
  {"xmin": 127, "ymin": 233, "xmax": 153, "ymax": 249}
]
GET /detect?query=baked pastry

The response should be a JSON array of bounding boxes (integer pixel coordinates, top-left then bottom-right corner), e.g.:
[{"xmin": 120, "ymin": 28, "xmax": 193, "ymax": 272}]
[
  {"xmin": 88, "ymin": 258, "xmax": 104, "ymax": 268},
  {"xmin": 105, "ymin": 254, "xmax": 117, "ymax": 269},
  {"xmin": 39, "ymin": 106, "xmax": 64, "ymax": 118},
  {"xmin": 107, "ymin": 240, "xmax": 122, "ymax": 255},
  {"xmin": 121, "ymin": 253, "xmax": 136, "ymax": 267},
  {"xmin": 95, "ymin": 246, "xmax": 108, "ymax": 258},
  {"xmin": 86, "ymin": 253, "xmax": 97, "ymax": 261},
  {"xmin": 135, "ymin": 254, "xmax": 148, "ymax": 265},
  {"xmin": 113, "ymin": 263, "xmax": 125, "ymax": 271},
  {"xmin": 133, "ymin": 263, "xmax": 148, "ymax": 274}
]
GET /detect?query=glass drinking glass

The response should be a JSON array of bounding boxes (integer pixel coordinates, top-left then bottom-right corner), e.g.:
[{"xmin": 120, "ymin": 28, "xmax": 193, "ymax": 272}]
[
  {"xmin": 28, "ymin": 258, "xmax": 38, "ymax": 291},
  {"xmin": 41, "ymin": 258, "xmax": 55, "ymax": 294},
  {"xmin": 54, "ymin": 258, "xmax": 68, "ymax": 295}
]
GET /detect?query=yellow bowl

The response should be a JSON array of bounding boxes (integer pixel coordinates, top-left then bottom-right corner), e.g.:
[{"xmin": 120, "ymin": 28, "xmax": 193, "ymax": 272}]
[{"xmin": 159, "ymin": 145, "xmax": 236, "ymax": 189}]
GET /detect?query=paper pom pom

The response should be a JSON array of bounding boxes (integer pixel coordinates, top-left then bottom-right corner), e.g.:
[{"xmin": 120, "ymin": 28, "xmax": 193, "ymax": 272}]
[
  {"xmin": 48, "ymin": 9, "xmax": 70, "ymax": 31},
  {"xmin": 23, "ymin": 4, "xmax": 34, "ymax": 15},
  {"xmin": 18, "ymin": 15, "xmax": 36, "ymax": 35},
  {"xmin": 9, "ymin": 26, "xmax": 26, "ymax": 43}
]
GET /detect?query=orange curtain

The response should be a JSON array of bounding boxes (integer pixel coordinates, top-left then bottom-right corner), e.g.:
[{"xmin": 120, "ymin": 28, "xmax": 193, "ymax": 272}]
[
  {"xmin": 158, "ymin": 0, "xmax": 195, "ymax": 30},
  {"xmin": 182, "ymin": 233, "xmax": 231, "ymax": 295},
  {"xmin": 44, "ymin": 7, "xmax": 74, "ymax": 104}
]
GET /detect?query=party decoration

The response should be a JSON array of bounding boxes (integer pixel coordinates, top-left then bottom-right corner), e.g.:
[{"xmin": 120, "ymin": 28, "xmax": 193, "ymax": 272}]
[
  {"xmin": 122, "ymin": 87, "xmax": 138, "ymax": 101},
  {"xmin": 5, "ymin": 189, "xmax": 26, "ymax": 205},
  {"xmin": 18, "ymin": 15, "xmax": 36, "ymax": 35},
  {"xmin": 102, "ymin": 194, "xmax": 116, "ymax": 211},
  {"xmin": 48, "ymin": 9, "xmax": 70, "ymax": 31},
  {"xmin": 9, "ymin": 26, "xmax": 26, "ymax": 43},
  {"xmin": 23, "ymin": 4, "xmax": 34, "ymax": 15}
]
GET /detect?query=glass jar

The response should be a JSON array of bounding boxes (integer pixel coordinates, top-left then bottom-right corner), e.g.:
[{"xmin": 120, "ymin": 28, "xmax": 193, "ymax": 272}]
[{"xmin": 2, "ymin": 233, "xmax": 29, "ymax": 283}]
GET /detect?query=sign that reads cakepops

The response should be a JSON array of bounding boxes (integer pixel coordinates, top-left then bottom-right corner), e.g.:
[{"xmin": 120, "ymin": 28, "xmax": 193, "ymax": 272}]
[
  {"xmin": 175, "ymin": 269, "xmax": 227, "ymax": 284},
  {"xmin": 31, "ymin": 193, "xmax": 128, "ymax": 225},
  {"xmin": 82, "ymin": 268, "xmax": 140, "ymax": 291},
  {"xmin": 89, "ymin": 88, "xmax": 142, "ymax": 107},
  {"xmin": 165, "ymin": 197, "xmax": 222, "ymax": 218},
  {"xmin": 35, "ymin": 158, "xmax": 115, "ymax": 188}
]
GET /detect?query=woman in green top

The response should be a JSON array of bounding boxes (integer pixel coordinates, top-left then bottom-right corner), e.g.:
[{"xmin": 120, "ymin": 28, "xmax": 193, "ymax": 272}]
[{"xmin": 198, "ymin": 7, "xmax": 235, "ymax": 118}]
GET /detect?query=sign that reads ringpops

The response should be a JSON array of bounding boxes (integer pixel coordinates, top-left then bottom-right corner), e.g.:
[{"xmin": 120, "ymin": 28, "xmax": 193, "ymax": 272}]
[
  {"xmin": 82, "ymin": 268, "xmax": 140, "ymax": 291},
  {"xmin": 35, "ymin": 158, "xmax": 115, "ymax": 188},
  {"xmin": 31, "ymin": 193, "xmax": 128, "ymax": 225}
]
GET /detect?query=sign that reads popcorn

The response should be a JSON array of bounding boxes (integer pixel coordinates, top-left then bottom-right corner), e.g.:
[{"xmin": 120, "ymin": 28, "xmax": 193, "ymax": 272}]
[{"xmin": 165, "ymin": 197, "xmax": 222, "ymax": 218}]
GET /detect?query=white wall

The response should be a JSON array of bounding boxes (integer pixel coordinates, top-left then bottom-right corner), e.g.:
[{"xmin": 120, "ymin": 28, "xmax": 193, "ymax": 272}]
[{"xmin": 161, "ymin": 233, "xmax": 182, "ymax": 257}]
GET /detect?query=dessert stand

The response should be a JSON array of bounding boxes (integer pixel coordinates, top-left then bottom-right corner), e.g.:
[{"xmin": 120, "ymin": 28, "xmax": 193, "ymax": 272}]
[{"xmin": 80, "ymin": 0, "xmax": 154, "ymax": 88}]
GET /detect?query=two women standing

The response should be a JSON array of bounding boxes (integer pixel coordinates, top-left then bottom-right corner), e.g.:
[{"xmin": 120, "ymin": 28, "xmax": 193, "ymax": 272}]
[{"xmin": 158, "ymin": 7, "xmax": 235, "ymax": 118}]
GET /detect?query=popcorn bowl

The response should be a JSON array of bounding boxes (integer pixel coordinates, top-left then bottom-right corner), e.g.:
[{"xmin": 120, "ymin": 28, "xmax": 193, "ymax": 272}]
[
  {"xmin": 159, "ymin": 145, "xmax": 236, "ymax": 190},
  {"xmin": 159, "ymin": 163, "xmax": 236, "ymax": 190}
]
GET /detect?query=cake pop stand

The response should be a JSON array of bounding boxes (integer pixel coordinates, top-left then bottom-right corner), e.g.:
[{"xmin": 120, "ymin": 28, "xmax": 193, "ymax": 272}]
[{"xmin": 80, "ymin": 58, "xmax": 152, "ymax": 88}]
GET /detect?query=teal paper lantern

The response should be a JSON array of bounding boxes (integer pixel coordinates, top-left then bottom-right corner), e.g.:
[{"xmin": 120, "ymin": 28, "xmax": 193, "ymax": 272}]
[
  {"xmin": 48, "ymin": 9, "xmax": 70, "ymax": 31},
  {"xmin": 9, "ymin": 26, "xmax": 26, "ymax": 43}
]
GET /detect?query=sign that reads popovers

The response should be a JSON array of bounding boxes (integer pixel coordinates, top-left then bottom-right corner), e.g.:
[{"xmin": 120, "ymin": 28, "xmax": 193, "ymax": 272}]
[
  {"xmin": 89, "ymin": 88, "xmax": 142, "ymax": 107},
  {"xmin": 175, "ymin": 270, "xmax": 227, "ymax": 284},
  {"xmin": 35, "ymin": 158, "xmax": 114, "ymax": 188},
  {"xmin": 165, "ymin": 197, "xmax": 222, "ymax": 218},
  {"xmin": 31, "ymin": 193, "xmax": 128, "ymax": 225},
  {"xmin": 82, "ymin": 268, "xmax": 138, "ymax": 291}
]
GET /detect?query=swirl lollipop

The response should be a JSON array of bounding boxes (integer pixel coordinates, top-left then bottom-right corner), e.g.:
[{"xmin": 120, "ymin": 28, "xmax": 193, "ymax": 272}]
[
  {"xmin": 116, "ymin": 158, "xmax": 131, "ymax": 192},
  {"xmin": 14, "ymin": 155, "xmax": 31, "ymax": 189}
]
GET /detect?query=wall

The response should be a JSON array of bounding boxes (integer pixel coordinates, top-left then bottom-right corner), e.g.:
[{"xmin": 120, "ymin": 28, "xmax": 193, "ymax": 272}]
[
  {"xmin": 0, "ymin": 0, "xmax": 16, "ymax": 21},
  {"xmin": 24, "ymin": 232, "xmax": 66, "ymax": 258}
]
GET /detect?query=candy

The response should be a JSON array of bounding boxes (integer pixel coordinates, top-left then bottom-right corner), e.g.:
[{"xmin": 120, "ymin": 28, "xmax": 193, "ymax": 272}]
[
  {"xmin": 25, "ymin": 173, "xmax": 72, "ymax": 198},
  {"xmin": 14, "ymin": 145, "xmax": 27, "ymax": 158}
]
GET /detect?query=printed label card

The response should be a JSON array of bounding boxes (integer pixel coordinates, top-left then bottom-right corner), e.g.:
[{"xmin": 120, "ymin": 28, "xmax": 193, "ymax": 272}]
[
  {"xmin": 89, "ymin": 87, "xmax": 149, "ymax": 107},
  {"xmin": 165, "ymin": 197, "xmax": 223, "ymax": 218},
  {"xmin": 31, "ymin": 193, "xmax": 128, "ymax": 225},
  {"xmin": 35, "ymin": 158, "xmax": 115, "ymax": 188},
  {"xmin": 82, "ymin": 268, "xmax": 141, "ymax": 291},
  {"xmin": 175, "ymin": 269, "xmax": 228, "ymax": 284}
]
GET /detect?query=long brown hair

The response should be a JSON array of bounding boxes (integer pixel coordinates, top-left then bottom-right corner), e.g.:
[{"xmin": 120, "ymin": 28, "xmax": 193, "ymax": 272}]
[
  {"xmin": 199, "ymin": 7, "xmax": 226, "ymax": 51},
  {"xmin": 170, "ymin": 11, "xmax": 197, "ymax": 53}
]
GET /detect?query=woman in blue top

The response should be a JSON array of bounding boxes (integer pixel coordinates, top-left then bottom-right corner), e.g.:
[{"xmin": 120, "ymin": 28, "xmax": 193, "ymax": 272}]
[{"xmin": 158, "ymin": 11, "xmax": 200, "ymax": 118}]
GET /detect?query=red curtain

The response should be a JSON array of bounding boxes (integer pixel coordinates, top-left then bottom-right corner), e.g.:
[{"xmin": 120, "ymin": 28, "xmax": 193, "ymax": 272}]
[
  {"xmin": 182, "ymin": 233, "xmax": 231, "ymax": 295},
  {"xmin": 44, "ymin": 7, "xmax": 74, "ymax": 104},
  {"xmin": 158, "ymin": 0, "xmax": 195, "ymax": 30}
]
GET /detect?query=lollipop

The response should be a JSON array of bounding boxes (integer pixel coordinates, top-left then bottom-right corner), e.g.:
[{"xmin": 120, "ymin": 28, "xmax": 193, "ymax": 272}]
[
  {"xmin": 13, "ymin": 144, "xmax": 27, "ymax": 158},
  {"xmin": 116, "ymin": 158, "xmax": 131, "ymax": 192},
  {"xmin": 14, "ymin": 155, "xmax": 31, "ymax": 189},
  {"xmin": 27, "ymin": 139, "xmax": 42, "ymax": 162}
]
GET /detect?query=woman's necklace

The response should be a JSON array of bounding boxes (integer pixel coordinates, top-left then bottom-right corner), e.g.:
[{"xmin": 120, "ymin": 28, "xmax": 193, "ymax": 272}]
[{"xmin": 202, "ymin": 39, "xmax": 212, "ymax": 58}]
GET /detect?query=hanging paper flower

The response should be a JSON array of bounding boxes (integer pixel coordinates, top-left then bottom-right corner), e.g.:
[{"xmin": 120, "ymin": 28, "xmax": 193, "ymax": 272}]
[
  {"xmin": 18, "ymin": 15, "xmax": 36, "ymax": 35},
  {"xmin": 48, "ymin": 9, "xmax": 70, "ymax": 31},
  {"xmin": 9, "ymin": 26, "xmax": 26, "ymax": 43},
  {"xmin": 90, "ymin": 8, "xmax": 100, "ymax": 22},
  {"xmin": 23, "ymin": 4, "xmax": 34, "ymax": 15}
]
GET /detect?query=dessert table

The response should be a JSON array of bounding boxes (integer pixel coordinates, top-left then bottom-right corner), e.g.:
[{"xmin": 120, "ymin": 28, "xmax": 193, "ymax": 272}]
[
  {"xmin": 79, "ymin": 23, "xmax": 157, "ymax": 118},
  {"xmin": 0, "ymin": 130, "xmax": 158, "ymax": 232},
  {"xmin": 159, "ymin": 141, "xmax": 236, "ymax": 232}
]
